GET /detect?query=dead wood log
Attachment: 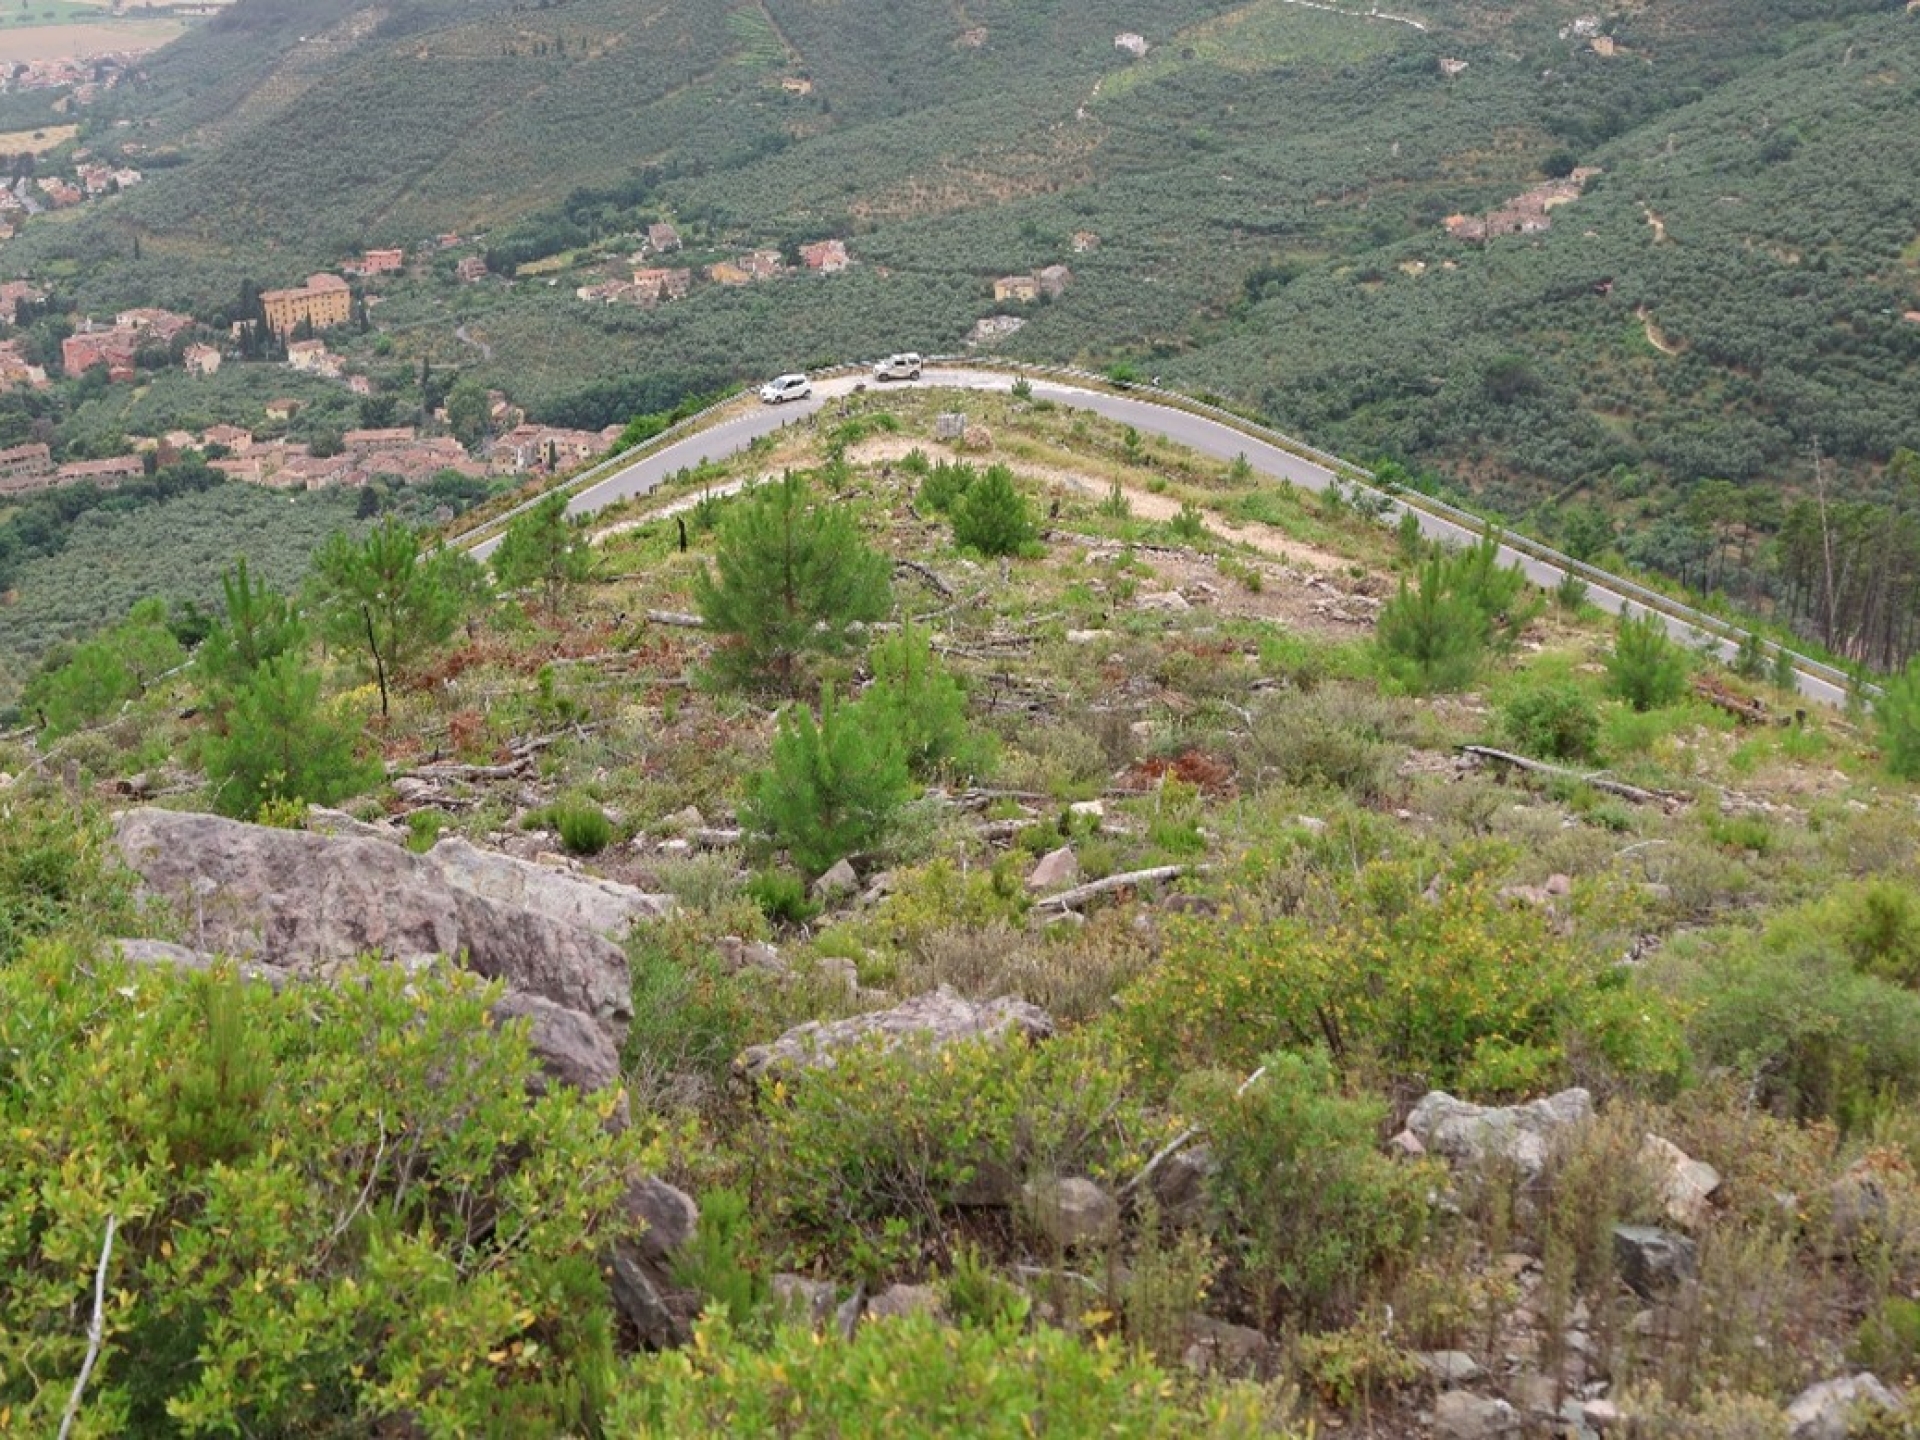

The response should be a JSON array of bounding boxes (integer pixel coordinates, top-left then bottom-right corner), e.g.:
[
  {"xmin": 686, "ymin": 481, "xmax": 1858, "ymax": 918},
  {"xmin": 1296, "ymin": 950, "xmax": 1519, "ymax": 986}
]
[
  {"xmin": 1458, "ymin": 745, "xmax": 1680, "ymax": 806},
  {"xmin": 1031, "ymin": 863, "xmax": 1201, "ymax": 912}
]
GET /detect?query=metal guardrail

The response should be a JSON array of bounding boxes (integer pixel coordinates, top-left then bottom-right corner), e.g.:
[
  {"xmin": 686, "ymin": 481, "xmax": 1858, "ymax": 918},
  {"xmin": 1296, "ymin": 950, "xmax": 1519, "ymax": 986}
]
[{"xmin": 452, "ymin": 356, "xmax": 1873, "ymax": 703}]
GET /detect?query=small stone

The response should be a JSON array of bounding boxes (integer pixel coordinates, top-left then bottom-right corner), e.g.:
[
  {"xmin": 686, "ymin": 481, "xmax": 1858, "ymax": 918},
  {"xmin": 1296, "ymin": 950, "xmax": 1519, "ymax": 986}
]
[
  {"xmin": 1021, "ymin": 1176, "xmax": 1118, "ymax": 1249},
  {"xmin": 812, "ymin": 857, "xmax": 860, "ymax": 902},
  {"xmin": 1509, "ymin": 1372, "xmax": 1559, "ymax": 1414},
  {"xmin": 1068, "ymin": 799, "xmax": 1106, "ymax": 820},
  {"xmin": 1433, "ymin": 1390, "xmax": 1520, "ymax": 1440},
  {"xmin": 663, "ymin": 805, "xmax": 705, "ymax": 832},
  {"xmin": 1027, "ymin": 845, "xmax": 1081, "ymax": 892},
  {"xmin": 1786, "ymin": 1374, "xmax": 1899, "ymax": 1440},
  {"xmin": 1545, "ymin": 873, "xmax": 1573, "ymax": 896},
  {"xmin": 1295, "ymin": 814, "xmax": 1328, "ymax": 834},
  {"xmin": 1416, "ymin": 1351, "xmax": 1485, "ymax": 1384},
  {"xmin": 1641, "ymin": 1133, "xmax": 1721, "ymax": 1230},
  {"xmin": 1066, "ymin": 629, "xmax": 1110, "ymax": 644},
  {"xmin": 1183, "ymin": 1315, "xmax": 1276, "ymax": 1379},
  {"xmin": 1582, "ymin": 1398, "xmax": 1621, "ymax": 1429},
  {"xmin": 1388, "ymin": 1128, "xmax": 1426, "ymax": 1160},
  {"xmin": 1150, "ymin": 1145, "xmax": 1215, "ymax": 1228},
  {"xmin": 770, "ymin": 1274, "xmax": 836, "ymax": 1327},
  {"xmin": 1137, "ymin": 590, "xmax": 1191, "ymax": 612},
  {"xmin": 867, "ymin": 1283, "xmax": 943, "ymax": 1321},
  {"xmin": 1612, "ymin": 1224, "xmax": 1697, "ymax": 1298}
]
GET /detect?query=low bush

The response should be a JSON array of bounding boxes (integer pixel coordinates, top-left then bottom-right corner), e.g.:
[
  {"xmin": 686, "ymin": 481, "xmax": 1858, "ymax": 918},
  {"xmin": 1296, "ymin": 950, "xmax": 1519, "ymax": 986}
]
[
  {"xmin": 1120, "ymin": 863, "xmax": 1686, "ymax": 1097},
  {"xmin": 554, "ymin": 798, "xmax": 615, "ymax": 855},
  {"xmin": 0, "ymin": 947, "xmax": 651, "ymax": 1435},
  {"xmin": 951, "ymin": 464, "xmax": 1037, "ymax": 558},
  {"xmin": 612, "ymin": 1312, "xmax": 1276, "ymax": 1436},
  {"xmin": 1187, "ymin": 1050, "xmax": 1432, "ymax": 1327},
  {"xmin": 1608, "ymin": 613, "xmax": 1690, "ymax": 712},
  {"xmin": 1501, "ymin": 679, "xmax": 1601, "ymax": 761}
]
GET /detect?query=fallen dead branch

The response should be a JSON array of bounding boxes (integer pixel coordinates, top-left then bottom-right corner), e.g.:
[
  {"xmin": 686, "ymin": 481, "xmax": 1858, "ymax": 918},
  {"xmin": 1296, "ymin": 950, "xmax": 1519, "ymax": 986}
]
[
  {"xmin": 1031, "ymin": 863, "xmax": 1202, "ymax": 912},
  {"xmin": 1458, "ymin": 745, "xmax": 1682, "ymax": 806}
]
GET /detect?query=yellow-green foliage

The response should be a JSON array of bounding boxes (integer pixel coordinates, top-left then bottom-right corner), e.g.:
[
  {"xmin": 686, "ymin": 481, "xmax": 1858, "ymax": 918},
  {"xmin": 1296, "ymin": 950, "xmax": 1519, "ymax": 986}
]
[
  {"xmin": 0, "ymin": 945, "xmax": 652, "ymax": 1436},
  {"xmin": 614, "ymin": 1312, "xmax": 1280, "ymax": 1437},
  {"xmin": 1120, "ymin": 863, "xmax": 1686, "ymax": 1097},
  {"xmin": 753, "ymin": 1031, "xmax": 1174, "ymax": 1266}
]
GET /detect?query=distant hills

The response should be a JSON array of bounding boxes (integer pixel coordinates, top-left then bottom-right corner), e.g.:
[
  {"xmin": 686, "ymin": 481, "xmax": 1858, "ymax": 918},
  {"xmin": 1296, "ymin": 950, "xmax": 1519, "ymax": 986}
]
[{"xmin": 13, "ymin": 0, "xmax": 1918, "ymax": 523}]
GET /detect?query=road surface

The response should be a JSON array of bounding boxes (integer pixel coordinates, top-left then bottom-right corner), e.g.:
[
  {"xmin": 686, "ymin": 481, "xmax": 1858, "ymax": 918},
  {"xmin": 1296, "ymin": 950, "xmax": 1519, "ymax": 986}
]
[{"xmin": 464, "ymin": 366, "xmax": 1853, "ymax": 708}]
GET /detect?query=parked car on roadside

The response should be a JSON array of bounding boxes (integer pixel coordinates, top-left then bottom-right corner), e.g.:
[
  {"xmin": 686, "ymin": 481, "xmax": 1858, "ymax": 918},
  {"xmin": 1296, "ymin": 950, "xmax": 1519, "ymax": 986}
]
[
  {"xmin": 872, "ymin": 352, "xmax": 924, "ymax": 382},
  {"xmin": 759, "ymin": 373, "xmax": 813, "ymax": 404}
]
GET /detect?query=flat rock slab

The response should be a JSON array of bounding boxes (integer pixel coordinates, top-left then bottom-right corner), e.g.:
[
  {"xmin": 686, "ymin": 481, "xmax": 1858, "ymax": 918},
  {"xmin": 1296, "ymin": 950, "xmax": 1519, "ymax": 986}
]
[
  {"xmin": 1405, "ymin": 1088, "xmax": 1593, "ymax": 1182},
  {"xmin": 114, "ymin": 808, "xmax": 633, "ymax": 1037},
  {"xmin": 734, "ymin": 984, "xmax": 1053, "ymax": 1084}
]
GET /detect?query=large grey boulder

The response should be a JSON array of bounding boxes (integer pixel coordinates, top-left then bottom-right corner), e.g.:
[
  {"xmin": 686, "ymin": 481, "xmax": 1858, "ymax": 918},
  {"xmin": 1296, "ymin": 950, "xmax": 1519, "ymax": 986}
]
[
  {"xmin": 425, "ymin": 835, "xmax": 671, "ymax": 940},
  {"xmin": 113, "ymin": 808, "xmax": 632, "ymax": 1036},
  {"xmin": 1786, "ymin": 1374, "xmax": 1899, "ymax": 1440},
  {"xmin": 1641, "ymin": 1133, "xmax": 1721, "ymax": 1231},
  {"xmin": 114, "ymin": 938, "xmax": 295, "ymax": 990},
  {"xmin": 1404, "ymin": 1088, "xmax": 1593, "ymax": 1183},
  {"xmin": 1021, "ymin": 1176, "xmax": 1118, "ymax": 1249},
  {"xmin": 1612, "ymin": 1224, "xmax": 1697, "ymax": 1298},
  {"xmin": 1433, "ymin": 1390, "xmax": 1520, "ymax": 1439},
  {"xmin": 609, "ymin": 1177, "xmax": 701, "ymax": 1349},
  {"xmin": 733, "ymin": 984, "xmax": 1054, "ymax": 1085}
]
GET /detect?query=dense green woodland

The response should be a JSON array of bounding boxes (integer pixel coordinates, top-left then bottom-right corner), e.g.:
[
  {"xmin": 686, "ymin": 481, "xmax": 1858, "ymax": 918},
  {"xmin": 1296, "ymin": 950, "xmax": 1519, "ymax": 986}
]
[{"xmin": 17, "ymin": 394, "xmax": 1920, "ymax": 1432}]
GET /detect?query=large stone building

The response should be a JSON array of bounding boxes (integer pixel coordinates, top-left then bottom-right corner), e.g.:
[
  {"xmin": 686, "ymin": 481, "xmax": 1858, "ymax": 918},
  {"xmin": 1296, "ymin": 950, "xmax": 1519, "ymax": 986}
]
[{"xmin": 261, "ymin": 273, "xmax": 352, "ymax": 335}]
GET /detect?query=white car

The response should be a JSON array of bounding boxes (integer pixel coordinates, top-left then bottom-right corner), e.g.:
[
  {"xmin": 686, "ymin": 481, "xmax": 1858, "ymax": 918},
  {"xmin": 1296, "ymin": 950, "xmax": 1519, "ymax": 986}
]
[
  {"xmin": 872, "ymin": 352, "xmax": 924, "ymax": 382},
  {"xmin": 759, "ymin": 373, "xmax": 813, "ymax": 404}
]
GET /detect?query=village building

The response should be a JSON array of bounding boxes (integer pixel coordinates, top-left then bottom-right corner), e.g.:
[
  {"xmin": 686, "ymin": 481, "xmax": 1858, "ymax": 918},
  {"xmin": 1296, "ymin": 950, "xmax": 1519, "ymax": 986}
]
[
  {"xmin": 56, "ymin": 455, "xmax": 145, "ymax": 488},
  {"xmin": 487, "ymin": 423, "xmax": 609, "ymax": 475},
  {"xmin": 632, "ymin": 267, "xmax": 692, "ymax": 301},
  {"xmin": 993, "ymin": 274, "xmax": 1040, "ymax": 303},
  {"xmin": 0, "ymin": 280, "xmax": 46, "ymax": 323},
  {"xmin": 260, "ymin": 274, "xmax": 351, "ymax": 335},
  {"xmin": 203, "ymin": 424, "xmax": 254, "ymax": 453},
  {"xmin": 0, "ymin": 340, "xmax": 49, "ymax": 391},
  {"xmin": 1070, "ymin": 230, "xmax": 1101, "ymax": 253},
  {"xmin": 287, "ymin": 339, "xmax": 342, "ymax": 378},
  {"xmin": 1114, "ymin": 32, "xmax": 1149, "ymax": 58},
  {"xmin": 183, "ymin": 343, "xmax": 222, "ymax": 377},
  {"xmin": 114, "ymin": 308, "xmax": 195, "ymax": 345},
  {"xmin": 0, "ymin": 441, "xmax": 54, "ymax": 493},
  {"xmin": 706, "ymin": 261, "xmax": 751, "ymax": 287},
  {"xmin": 343, "ymin": 426, "xmax": 416, "ymax": 457},
  {"xmin": 353, "ymin": 247, "xmax": 405, "ymax": 276},
  {"xmin": 265, "ymin": 398, "xmax": 301, "ymax": 422},
  {"xmin": 62, "ymin": 328, "xmax": 141, "ymax": 381},
  {"xmin": 454, "ymin": 256, "xmax": 489, "ymax": 283},
  {"xmin": 799, "ymin": 239, "xmax": 851, "ymax": 273},
  {"xmin": 647, "ymin": 222, "xmax": 681, "ymax": 253},
  {"xmin": 1036, "ymin": 263, "xmax": 1074, "ymax": 298}
]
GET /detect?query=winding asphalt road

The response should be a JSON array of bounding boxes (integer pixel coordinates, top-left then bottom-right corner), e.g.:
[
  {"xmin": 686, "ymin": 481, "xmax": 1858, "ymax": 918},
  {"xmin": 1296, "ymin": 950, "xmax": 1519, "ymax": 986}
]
[{"xmin": 466, "ymin": 366, "xmax": 1852, "ymax": 708}]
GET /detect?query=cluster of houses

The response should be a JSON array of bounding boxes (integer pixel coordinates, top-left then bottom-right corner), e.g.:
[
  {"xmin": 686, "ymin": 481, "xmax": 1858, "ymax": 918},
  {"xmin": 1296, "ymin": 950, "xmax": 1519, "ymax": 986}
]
[
  {"xmin": 61, "ymin": 307, "xmax": 196, "ymax": 382},
  {"xmin": 0, "ymin": 52, "xmax": 143, "ymax": 103},
  {"xmin": 0, "ymin": 440, "xmax": 146, "ymax": 497},
  {"xmin": 0, "ymin": 147, "xmax": 144, "ymax": 242},
  {"xmin": 1444, "ymin": 168, "xmax": 1601, "ymax": 243},
  {"xmin": 0, "ymin": 410, "xmax": 625, "ymax": 499},
  {"xmin": 991, "ymin": 264, "xmax": 1074, "ymax": 304},
  {"xmin": 577, "ymin": 224, "xmax": 853, "ymax": 307}
]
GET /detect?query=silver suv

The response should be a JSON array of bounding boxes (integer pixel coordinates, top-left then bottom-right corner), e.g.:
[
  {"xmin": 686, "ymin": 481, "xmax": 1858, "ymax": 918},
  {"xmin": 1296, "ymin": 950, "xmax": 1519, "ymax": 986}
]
[
  {"xmin": 759, "ymin": 373, "xmax": 812, "ymax": 404},
  {"xmin": 872, "ymin": 352, "xmax": 924, "ymax": 382}
]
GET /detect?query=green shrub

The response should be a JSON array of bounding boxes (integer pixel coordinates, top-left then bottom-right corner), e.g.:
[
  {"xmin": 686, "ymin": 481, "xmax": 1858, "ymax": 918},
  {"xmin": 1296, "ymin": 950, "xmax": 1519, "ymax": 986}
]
[
  {"xmin": 0, "ymin": 795, "xmax": 139, "ymax": 966},
  {"xmin": 1607, "ymin": 612, "xmax": 1690, "ymax": 711},
  {"xmin": 1169, "ymin": 500, "xmax": 1208, "ymax": 543},
  {"xmin": 753, "ymin": 1030, "xmax": 1164, "ymax": 1264},
  {"xmin": 1121, "ymin": 864, "xmax": 1685, "ymax": 1096},
  {"xmin": 917, "ymin": 458, "xmax": 975, "ymax": 513},
  {"xmin": 612, "ymin": 1312, "xmax": 1274, "ymax": 1437},
  {"xmin": 1502, "ymin": 680, "xmax": 1601, "ymax": 761},
  {"xmin": 404, "ymin": 808, "xmax": 448, "ymax": 853},
  {"xmin": 747, "ymin": 868, "xmax": 820, "ymax": 927},
  {"xmin": 1188, "ymin": 1050, "xmax": 1432, "ymax": 1327},
  {"xmin": 1374, "ymin": 559, "xmax": 1488, "ymax": 695},
  {"xmin": 951, "ymin": 464, "xmax": 1037, "ymax": 558},
  {"xmin": 554, "ymin": 799, "xmax": 615, "ymax": 855},
  {"xmin": 693, "ymin": 471, "xmax": 893, "ymax": 693},
  {"xmin": 865, "ymin": 623, "xmax": 988, "ymax": 779},
  {"xmin": 202, "ymin": 652, "xmax": 382, "ymax": 820},
  {"xmin": 0, "ymin": 948, "xmax": 651, "ymax": 1436},
  {"xmin": 671, "ymin": 1188, "xmax": 769, "ymax": 1331},
  {"xmin": 1879, "ymin": 659, "xmax": 1920, "ymax": 780},
  {"xmin": 1679, "ymin": 894, "xmax": 1920, "ymax": 1127},
  {"xmin": 745, "ymin": 684, "xmax": 913, "ymax": 878}
]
